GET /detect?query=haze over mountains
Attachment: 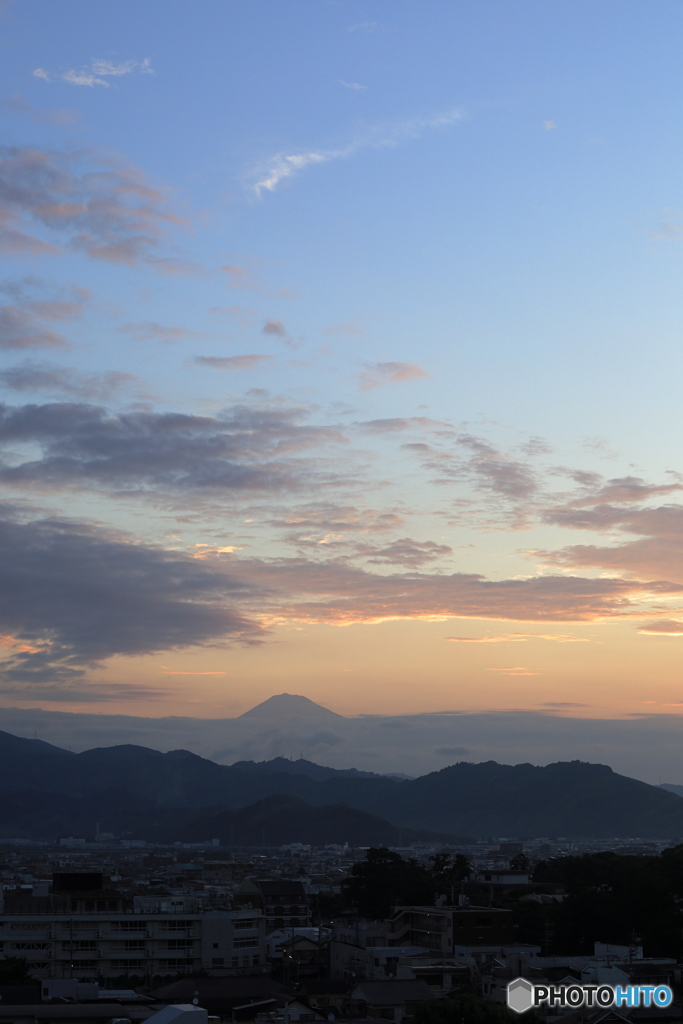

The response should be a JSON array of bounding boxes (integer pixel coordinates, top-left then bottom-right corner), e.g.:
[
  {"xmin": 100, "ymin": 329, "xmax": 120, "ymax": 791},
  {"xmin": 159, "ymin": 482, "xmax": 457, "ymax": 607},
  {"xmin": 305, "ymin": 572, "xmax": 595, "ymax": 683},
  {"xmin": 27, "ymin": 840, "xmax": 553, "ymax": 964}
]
[
  {"xmin": 2, "ymin": 694, "xmax": 683, "ymax": 785},
  {"xmin": 1, "ymin": 722, "xmax": 683, "ymax": 842}
]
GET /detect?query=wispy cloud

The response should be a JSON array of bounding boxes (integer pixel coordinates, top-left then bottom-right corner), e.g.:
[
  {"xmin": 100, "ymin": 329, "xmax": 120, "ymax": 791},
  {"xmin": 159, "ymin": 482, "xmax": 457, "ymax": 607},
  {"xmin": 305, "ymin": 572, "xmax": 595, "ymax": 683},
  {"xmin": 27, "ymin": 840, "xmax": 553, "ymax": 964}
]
[
  {"xmin": 446, "ymin": 633, "xmax": 588, "ymax": 643},
  {"xmin": 0, "ymin": 145, "xmax": 185, "ymax": 265},
  {"xmin": 34, "ymin": 58, "xmax": 154, "ymax": 88},
  {"xmin": 340, "ymin": 81, "xmax": 367, "ymax": 92},
  {"xmin": 649, "ymin": 209, "xmax": 683, "ymax": 241},
  {"xmin": 358, "ymin": 361, "xmax": 429, "ymax": 391},
  {"xmin": 250, "ymin": 108, "xmax": 463, "ymax": 196},
  {"xmin": 638, "ymin": 619, "xmax": 683, "ymax": 635},
  {"xmin": 219, "ymin": 265, "xmax": 291, "ymax": 297},
  {"xmin": 0, "ymin": 282, "xmax": 88, "ymax": 350},
  {"xmin": 325, "ymin": 319, "xmax": 364, "ymax": 336},
  {"xmin": 119, "ymin": 322, "xmax": 195, "ymax": 342},
  {"xmin": 0, "ymin": 94, "xmax": 79, "ymax": 127},
  {"xmin": 0, "ymin": 361, "xmax": 142, "ymax": 400},
  {"xmin": 194, "ymin": 355, "xmax": 272, "ymax": 371}
]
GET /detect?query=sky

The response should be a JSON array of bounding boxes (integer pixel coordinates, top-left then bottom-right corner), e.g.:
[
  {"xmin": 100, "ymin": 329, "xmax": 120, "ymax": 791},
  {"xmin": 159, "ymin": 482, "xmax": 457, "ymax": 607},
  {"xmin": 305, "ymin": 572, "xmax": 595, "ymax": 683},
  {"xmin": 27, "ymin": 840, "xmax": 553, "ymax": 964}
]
[{"xmin": 1, "ymin": 0, "xmax": 683, "ymax": 725}]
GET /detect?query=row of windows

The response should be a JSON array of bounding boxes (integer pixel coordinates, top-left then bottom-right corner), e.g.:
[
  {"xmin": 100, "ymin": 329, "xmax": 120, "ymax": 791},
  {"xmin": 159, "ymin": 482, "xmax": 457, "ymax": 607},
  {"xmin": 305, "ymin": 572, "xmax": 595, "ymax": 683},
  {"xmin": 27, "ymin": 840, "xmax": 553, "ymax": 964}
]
[
  {"xmin": 59, "ymin": 940, "xmax": 195, "ymax": 950},
  {"xmin": 10, "ymin": 956, "xmax": 260, "ymax": 972},
  {"xmin": 70, "ymin": 901, "xmax": 122, "ymax": 912},
  {"xmin": 212, "ymin": 955, "xmax": 259, "ymax": 968}
]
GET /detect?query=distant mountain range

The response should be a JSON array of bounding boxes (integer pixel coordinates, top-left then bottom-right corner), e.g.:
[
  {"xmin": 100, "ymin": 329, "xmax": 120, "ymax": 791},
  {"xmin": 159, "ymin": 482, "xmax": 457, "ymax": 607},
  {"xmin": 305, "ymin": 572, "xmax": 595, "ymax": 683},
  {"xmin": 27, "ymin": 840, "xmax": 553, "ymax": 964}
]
[
  {"xmin": 3, "ymin": 692, "xmax": 683, "ymax": 784},
  {"xmin": 1, "ymin": 725, "xmax": 682, "ymax": 841}
]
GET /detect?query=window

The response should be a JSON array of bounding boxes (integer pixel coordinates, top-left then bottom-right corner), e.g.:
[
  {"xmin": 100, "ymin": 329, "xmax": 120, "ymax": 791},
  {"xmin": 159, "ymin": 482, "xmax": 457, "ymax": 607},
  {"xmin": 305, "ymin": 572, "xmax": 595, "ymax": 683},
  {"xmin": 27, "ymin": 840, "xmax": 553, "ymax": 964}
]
[
  {"xmin": 213, "ymin": 942, "xmax": 218, "ymax": 948},
  {"xmin": 167, "ymin": 939, "xmax": 193, "ymax": 949},
  {"xmin": 72, "ymin": 959, "xmax": 97, "ymax": 969},
  {"xmin": 233, "ymin": 937, "xmax": 258, "ymax": 949},
  {"xmin": 110, "ymin": 959, "xmax": 144, "ymax": 968},
  {"xmin": 123, "ymin": 940, "xmax": 146, "ymax": 950},
  {"xmin": 252, "ymin": 955, "xmax": 259, "ymax": 966},
  {"xmin": 113, "ymin": 921, "xmax": 147, "ymax": 931},
  {"xmin": 164, "ymin": 920, "xmax": 194, "ymax": 931},
  {"xmin": 232, "ymin": 956, "xmax": 238, "ymax": 967},
  {"xmin": 233, "ymin": 919, "xmax": 258, "ymax": 930},
  {"xmin": 212, "ymin": 957, "xmax": 224, "ymax": 967},
  {"xmin": 241, "ymin": 955, "xmax": 249, "ymax": 967}
]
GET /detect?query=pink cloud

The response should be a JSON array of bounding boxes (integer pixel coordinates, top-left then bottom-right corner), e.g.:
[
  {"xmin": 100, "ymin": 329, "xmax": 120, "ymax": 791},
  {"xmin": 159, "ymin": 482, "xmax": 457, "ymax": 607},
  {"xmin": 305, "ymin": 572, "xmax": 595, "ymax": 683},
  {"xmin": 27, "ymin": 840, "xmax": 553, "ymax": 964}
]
[
  {"xmin": 358, "ymin": 361, "xmax": 429, "ymax": 391},
  {"xmin": 0, "ymin": 145, "xmax": 186, "ymax": 266},
  {"xmin": 194, "ymin": 355, "xmax": 272, "ymax": 370}
]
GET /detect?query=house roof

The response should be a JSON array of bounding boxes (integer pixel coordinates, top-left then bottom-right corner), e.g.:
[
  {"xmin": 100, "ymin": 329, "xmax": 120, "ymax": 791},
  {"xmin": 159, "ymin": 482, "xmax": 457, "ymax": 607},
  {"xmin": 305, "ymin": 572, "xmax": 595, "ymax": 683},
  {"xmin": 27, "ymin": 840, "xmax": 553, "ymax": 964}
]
[
  {"xmin": 351, "ymin": 980, "xmax": 434, "ymax": 1004},
  {"xmin": 152, "ymin": 979, "xmax": 292, "ymax": 1001},
  {"xmin": 299, "ymin": 982, "xmax": 351, "ymax": 996}
]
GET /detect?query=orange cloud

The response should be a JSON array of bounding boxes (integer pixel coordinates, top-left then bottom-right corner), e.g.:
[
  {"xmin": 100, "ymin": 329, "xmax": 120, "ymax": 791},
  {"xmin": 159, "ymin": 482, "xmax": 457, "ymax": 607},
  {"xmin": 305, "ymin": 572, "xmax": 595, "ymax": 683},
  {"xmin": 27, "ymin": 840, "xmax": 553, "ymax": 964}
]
[
  {"xmin": 446, "ymin": 633, "xmax": 588, "ymax": 643},
  {"xmin": 215, "ymin": 557, "xmax": 683, "ymax": 626},
  {"xmin": 487, "ymin": 666, "xmax": 540, "ymax": 676},
  {"xmin": 638, "ymin": 619, "xmax": 683, "ymax": 635}
]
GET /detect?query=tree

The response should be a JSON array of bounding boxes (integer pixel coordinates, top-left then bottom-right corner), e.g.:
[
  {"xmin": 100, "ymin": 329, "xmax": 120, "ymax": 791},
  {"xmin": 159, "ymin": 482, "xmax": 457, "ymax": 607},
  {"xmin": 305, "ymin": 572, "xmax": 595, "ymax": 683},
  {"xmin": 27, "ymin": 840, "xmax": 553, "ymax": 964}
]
[
  {"xmin": 430, "ymin": 852, "xmax": 471, "ymax": 888},
  {"xmin": 341, "ymin": 847, "xmax": 435, "ymax": 918},
  {"xmin": 509, "ymin": 853, "xmax": 530, "ymax": 872},
  {"xmin": 525, "ymin": 847, "xmax": 683, "ymax": 957},
  {"xmin": 0, "ymin": 956, "xmax": 36, "ymax": 985}
]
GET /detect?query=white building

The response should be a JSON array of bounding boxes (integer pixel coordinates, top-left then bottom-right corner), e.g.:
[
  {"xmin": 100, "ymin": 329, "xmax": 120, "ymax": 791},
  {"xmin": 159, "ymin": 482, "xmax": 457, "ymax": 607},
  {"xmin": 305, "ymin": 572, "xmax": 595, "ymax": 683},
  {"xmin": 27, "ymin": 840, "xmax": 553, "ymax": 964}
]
[{"xmin": 0, "ymin": 908, "xmax": 266, "ymax": 980}]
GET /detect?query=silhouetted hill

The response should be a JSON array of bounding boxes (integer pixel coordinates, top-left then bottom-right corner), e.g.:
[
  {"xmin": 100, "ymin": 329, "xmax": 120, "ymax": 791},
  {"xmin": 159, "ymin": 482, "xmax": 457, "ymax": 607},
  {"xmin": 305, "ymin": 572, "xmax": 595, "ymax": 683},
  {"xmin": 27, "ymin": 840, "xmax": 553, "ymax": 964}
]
[
  {"xmin": 171, "ymin": 794, "xmax": 446, "ymax": 847},
  {"xmin": 375, "ymin": 761, "xmax": 683, "ymax": 838},
  {"xmin": 231, "ymin": 756, "xmax": 392, "ymax": 781},
  {"xmin": 661, "ymin": 783, "xmax": 683, "ymax": 798},
  {"xmin": 0, "ymin": 730, "xmax": 682, "ymax": 838}
]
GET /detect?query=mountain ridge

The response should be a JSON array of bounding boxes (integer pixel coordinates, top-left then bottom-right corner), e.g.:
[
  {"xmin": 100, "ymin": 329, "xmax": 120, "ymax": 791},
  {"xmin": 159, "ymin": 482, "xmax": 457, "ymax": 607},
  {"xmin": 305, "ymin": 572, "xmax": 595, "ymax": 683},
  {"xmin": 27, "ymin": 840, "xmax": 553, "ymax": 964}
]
[{"xmin": 0, "ymin": 728, "xmax": 682, "ymax": 838}]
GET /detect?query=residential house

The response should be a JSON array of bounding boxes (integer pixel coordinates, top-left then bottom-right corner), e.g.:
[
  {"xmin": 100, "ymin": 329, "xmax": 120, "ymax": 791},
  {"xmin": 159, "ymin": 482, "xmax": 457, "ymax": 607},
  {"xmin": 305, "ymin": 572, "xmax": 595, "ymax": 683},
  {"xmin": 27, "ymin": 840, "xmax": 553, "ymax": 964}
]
[{"xmin": 349, "ymin": 979, "xmax": 434, "ymax": 1022}]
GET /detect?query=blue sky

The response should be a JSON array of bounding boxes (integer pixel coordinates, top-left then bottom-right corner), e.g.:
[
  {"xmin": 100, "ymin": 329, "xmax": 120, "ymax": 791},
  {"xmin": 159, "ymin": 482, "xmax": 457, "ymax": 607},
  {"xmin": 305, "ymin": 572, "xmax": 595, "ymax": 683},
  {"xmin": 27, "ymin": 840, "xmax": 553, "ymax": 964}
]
[{"xmin": 1, "ymin": 0, "xmax": 683, "ymax": 720}]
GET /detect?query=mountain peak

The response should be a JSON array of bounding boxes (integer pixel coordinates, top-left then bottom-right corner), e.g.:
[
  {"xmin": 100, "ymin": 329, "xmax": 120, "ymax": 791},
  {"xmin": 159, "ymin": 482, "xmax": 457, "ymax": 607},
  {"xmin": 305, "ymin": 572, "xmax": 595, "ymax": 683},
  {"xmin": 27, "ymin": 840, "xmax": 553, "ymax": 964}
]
[{"xmin": 238, "ymin": 693, "xmax": 344, "ymax": 721}]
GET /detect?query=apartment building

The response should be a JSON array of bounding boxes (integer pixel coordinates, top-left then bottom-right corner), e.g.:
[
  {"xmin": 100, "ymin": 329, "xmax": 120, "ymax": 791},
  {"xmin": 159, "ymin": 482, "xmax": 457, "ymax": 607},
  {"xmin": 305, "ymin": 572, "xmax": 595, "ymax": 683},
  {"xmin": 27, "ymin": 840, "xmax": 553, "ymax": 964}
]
[
  {"xmin": 234, "ymin": 880, "xmax": 310, "ymax": 931},
  {"xmin": 0, "ymin": 875, "xmax": 266, "ymax": 979},
  {"xmin": 386, "ymin": 905, "xmax": 514, "ymax": 953}
]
